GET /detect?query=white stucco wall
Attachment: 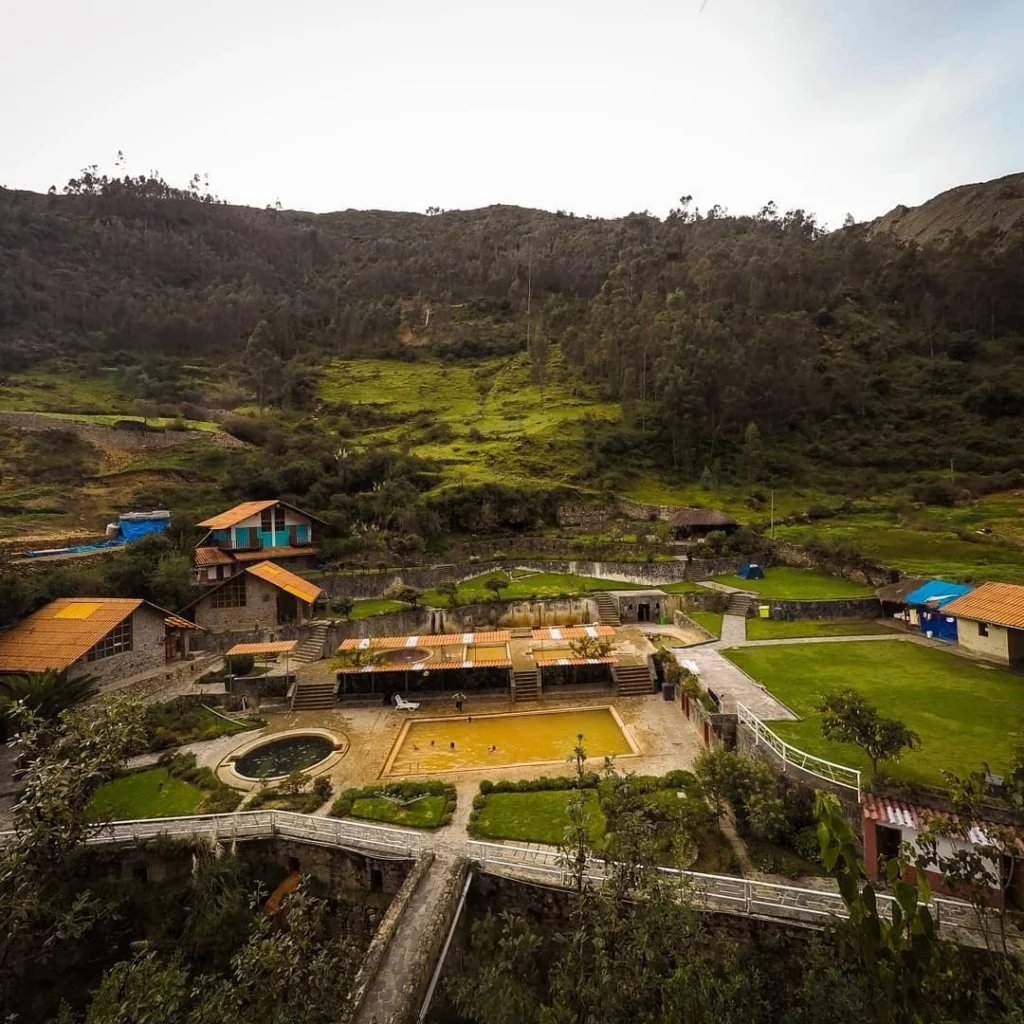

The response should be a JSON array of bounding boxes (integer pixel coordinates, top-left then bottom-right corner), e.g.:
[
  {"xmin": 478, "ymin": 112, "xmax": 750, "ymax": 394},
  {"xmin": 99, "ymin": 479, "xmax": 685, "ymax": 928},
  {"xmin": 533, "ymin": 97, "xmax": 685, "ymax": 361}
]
[{"xmin": 955, "ymin": 618, "xmax": 1011, "ymax": 663}]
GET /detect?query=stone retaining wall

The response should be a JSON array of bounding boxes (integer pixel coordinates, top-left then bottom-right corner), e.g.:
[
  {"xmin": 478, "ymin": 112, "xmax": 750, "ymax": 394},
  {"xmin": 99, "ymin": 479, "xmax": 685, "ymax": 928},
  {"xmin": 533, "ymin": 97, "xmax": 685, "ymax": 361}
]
[{"xmin": 761, "ymin": 597, "xmax": 883, "ymax": 620}]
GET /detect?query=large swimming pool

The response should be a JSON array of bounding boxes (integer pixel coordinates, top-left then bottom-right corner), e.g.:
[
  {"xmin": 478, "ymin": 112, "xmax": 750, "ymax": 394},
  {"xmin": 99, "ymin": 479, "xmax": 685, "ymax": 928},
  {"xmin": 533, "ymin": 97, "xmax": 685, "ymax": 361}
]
[{"xmin": 384, "ymin": 706, "xmax": 635, "ymax": 775}]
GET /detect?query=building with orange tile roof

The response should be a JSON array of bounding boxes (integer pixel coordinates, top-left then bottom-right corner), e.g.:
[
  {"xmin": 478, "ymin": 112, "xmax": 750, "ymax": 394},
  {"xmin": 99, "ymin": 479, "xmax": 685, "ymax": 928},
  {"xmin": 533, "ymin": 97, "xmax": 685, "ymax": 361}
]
[
  {"xmin": 193, "ymin": 499, "xmax": 324, "ymax": 583},
  {"xmin": 943, "ymin": 581, "xmax": 1024, "ymax": 665},
  {"xmin": 186, "ymin": 561, "xmax": 323, "ymax": 634},
  {"xmin": 0, "ymin": 598, "xmax": 198, "ymax": 683}
]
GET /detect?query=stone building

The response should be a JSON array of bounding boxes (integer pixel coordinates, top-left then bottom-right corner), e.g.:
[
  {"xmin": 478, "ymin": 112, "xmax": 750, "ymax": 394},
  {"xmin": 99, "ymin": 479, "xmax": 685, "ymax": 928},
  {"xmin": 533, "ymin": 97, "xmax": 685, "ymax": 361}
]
[
  {"xmin": 0, "ymin": 598, "xmax": 196, "ymax": 685},
  {"xmin": 186, "ymin": 560, "xmax": 323, "ymax": 634},
  {"xmin": 193, "ymin": 499, "xmax": 324, "ymax": 583}
]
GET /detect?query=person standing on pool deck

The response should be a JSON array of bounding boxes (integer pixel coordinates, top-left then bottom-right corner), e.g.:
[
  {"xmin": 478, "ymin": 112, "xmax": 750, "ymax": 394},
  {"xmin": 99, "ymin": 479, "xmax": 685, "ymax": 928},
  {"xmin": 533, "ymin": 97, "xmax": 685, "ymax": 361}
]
[{"xmin": 453, "ymin": 691, "xmax": 466, "ymax": 713}]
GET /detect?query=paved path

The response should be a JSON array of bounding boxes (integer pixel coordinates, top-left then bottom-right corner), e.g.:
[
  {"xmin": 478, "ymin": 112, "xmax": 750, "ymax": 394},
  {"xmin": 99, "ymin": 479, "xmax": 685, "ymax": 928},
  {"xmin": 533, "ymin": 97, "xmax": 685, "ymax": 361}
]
[
  {"xmin": 674, "ymin": 644, "xmax": 795, "ymax": 719},
  {"xmin": 718, "ymin": 613, "xmax": 748, "ymax": 647},
  {"xmin": 353, "ymin": 853, "xmax": 463, "ymax": 1024}
]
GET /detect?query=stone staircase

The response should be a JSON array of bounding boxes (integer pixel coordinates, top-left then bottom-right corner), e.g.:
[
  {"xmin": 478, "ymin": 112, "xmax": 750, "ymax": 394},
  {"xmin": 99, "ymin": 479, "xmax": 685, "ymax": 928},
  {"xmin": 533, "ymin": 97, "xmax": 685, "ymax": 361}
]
[
  {"xmin": 593, "ymin": 591, "xmax": 621, "ymax": 626},
  {"xmin": 293, "ymin": 622, "xmax": 329, "ymax": 664},
  {"xmin": 613, "ymin": 662, "xmax": 654, "ymax": 697},
  {"xmin": 682, "ymin": 557, "xmax": 714, "ymax": 582},
  {"xmin": 725, "ymin": 593, "xmax": 753, "ymax": 617},
  {"xmin": 512, "ymin": 668, "xmax": 540, "ymax": 701},
  {"xmin": 290, "ymin": 679, "xmax": 336, "ymax": 711}
]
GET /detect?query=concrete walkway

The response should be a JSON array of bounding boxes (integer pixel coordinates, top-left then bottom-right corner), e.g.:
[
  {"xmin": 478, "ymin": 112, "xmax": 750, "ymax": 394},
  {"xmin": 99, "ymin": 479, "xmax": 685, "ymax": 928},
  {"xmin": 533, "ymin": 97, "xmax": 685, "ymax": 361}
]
[
  {"xmin": 718, "ymin": 613, "xmax": 748, "ymax": 648},
  {"xmin": 673, "ymin": 644, "xmax": 795, "ymax": 720}
]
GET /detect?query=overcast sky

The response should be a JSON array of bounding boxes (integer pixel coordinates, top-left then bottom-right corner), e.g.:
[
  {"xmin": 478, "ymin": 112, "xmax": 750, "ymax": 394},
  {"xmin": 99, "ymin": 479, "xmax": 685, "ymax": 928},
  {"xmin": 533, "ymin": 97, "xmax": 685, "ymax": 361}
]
[{"xmin": 3, "ymin": 0, "xmax": 1022, "ymax": 227}]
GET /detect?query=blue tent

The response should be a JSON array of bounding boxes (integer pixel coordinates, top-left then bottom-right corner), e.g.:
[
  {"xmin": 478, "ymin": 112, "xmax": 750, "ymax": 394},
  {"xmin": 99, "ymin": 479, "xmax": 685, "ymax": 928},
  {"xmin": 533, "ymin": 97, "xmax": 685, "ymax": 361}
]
[
  {"xmin": 737, "ymin": 563, "xmax": 765, "ymax": 580},
  {"xmin": 905, "ymin": 579, "xmax": 973, "ymax": 642},
  {"xmin": 22, "ymin": 511, "xmax": 170, "ymax": 559}
]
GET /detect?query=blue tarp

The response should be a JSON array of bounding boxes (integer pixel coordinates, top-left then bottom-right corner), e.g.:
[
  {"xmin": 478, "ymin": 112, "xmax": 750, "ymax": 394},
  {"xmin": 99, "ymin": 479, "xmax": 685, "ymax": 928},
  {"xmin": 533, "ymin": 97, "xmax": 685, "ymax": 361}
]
[
  {"xmin": 904, "ymin": 580, "xmax": 973, "ymax": 608},
  {"xmin": 737, "ymin": 563, "xmax": 765, "ymax": 580},
  {"xmin": 905, "ymin": 579, "xmax": 972, "ymax": 643},
  {"xmin": 21, "ymin": 512, "xmax": 170, "ymax": 559}
]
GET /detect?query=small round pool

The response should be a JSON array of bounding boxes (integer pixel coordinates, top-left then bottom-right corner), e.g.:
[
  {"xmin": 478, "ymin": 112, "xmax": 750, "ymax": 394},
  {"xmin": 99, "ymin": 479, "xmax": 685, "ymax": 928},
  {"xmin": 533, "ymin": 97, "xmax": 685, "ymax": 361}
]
[
  {"xmin": 378, "ymin": 647, "xmax": 431, "ymax": 666},
  {"xmin": 234, "ymin": 734, "xmax": 335, "ymax": 779}
]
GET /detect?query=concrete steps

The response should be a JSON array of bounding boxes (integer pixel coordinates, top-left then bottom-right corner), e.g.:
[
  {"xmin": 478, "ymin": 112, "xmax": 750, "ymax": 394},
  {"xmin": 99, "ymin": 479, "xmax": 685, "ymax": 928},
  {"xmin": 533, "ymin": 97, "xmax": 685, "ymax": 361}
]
[
  {"xmin": 594, "ymin": 591, "xmax": 621, "ymax": 626},
  {"xmin": 613, "ymin": 663, "xmax": 654, "ymax": 696},
  {"xmin": 512, "ymin": 668, "xmax": 540, "ymax": 701},
  {"xmin": 290, "ymin": 680, "xmax": 336, "ymax": 711},
  {"xmin": 293, "ymin": 622, "xmax": 329, "ymax": 664},
  {"xmin": 726, "ymin": 594, "xmax": 752, "ymax": 617}
]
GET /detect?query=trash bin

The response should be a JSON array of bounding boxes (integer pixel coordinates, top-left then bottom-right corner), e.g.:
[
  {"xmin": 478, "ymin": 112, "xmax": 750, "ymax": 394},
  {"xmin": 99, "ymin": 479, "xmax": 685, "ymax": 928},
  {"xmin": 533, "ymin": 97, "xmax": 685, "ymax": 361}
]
[
  {"xmin": 759, "ymin": 605, "xmax": 770, "ymax": 619},
  {"xmin": 663, "ymin": 682, "xmax": 676, "ymax": 701},
  {"xmin": 659, "ymin": 615, "xmax": 666, "ymax": 625}
]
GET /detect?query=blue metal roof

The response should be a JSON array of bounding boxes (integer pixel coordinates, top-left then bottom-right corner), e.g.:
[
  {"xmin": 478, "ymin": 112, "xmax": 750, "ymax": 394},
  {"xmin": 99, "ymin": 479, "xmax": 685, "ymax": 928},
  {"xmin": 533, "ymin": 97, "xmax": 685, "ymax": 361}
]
[{"xmin": 904, "ymin": 580, "xmax": 973, "ymax": 608}]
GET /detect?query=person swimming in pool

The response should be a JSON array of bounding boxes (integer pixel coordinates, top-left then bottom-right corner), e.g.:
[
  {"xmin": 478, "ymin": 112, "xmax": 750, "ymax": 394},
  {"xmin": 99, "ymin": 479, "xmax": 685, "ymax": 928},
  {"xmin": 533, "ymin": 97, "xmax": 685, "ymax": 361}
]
[
  {"xmin": 488, "ymin": 744, "xmax": 496, "ymax": 753},
  {"xmin": 450, "ymin": 741, "xmax": 456, "ymax": 750}
]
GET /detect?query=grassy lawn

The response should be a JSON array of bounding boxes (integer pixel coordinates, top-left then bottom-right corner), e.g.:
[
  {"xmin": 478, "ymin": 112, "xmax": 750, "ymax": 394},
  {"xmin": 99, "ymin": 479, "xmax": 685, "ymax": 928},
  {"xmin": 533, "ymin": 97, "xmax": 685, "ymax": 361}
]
[
  {"xmin": 350, "ymin": 795, "xmax": 448, "ymax": 828},
  {"xmin": 420, "ymin": 571, "xmax": 644, "ymax": 607},
  {"xmin": 689, "ymin": 611, "xmax": 723, "ymax": 638},
  {"xmin": 661, "ymin": 581, "xmax": 704, "ymax": 593},
  {"xmin": 726, "ymin": 641, "xmax": 1022, "ymax": 785},
  {"xmin": 144, "ymin": 697, "xmax": 263, "ymax": 752},
  {"xmin": 713, "ymin": 567, "xmax": 875, "ymax": 599},
  {"xmin": 87, "ymin": 768, "xmax": 204, "ymax": 820},
  {"xmin": 348, "ymin": 599, "xmax": 410, "ymax": 619},
  {"xmin": 473, "ymin": 789, "xmax": 606, "ymax": 845},
  {"xmin": 745, "ymin": 618, "xmax": 895, "ymax": 641}
]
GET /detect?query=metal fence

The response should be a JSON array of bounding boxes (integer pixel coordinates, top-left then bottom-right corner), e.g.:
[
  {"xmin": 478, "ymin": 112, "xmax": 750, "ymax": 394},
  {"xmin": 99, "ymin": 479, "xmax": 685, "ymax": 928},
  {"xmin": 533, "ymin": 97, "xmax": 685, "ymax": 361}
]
[
  {"xmin": 466, "ymin": 840, "xmax": 983, "ymax": 939},
  {"xmin": 737, "ymin": 701, "xmax": 862, "ymax": 800},
  {"xmin": 26, "ymin": 810, "xmax": 428, "ymax": 859}
]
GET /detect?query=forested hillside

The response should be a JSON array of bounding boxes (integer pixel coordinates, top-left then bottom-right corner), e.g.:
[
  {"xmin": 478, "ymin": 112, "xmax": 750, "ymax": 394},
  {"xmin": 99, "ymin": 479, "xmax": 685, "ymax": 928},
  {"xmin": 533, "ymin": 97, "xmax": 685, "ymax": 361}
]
[{"xmin": 3, "ymin": 169, "xmax": 1024, "ymax": 498}]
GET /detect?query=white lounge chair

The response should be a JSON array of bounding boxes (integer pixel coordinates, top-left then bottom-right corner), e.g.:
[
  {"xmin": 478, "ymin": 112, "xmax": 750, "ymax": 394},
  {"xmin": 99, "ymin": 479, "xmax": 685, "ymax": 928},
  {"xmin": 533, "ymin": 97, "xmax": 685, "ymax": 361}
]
[{"xmin": 393, "ymin": 694, "xmax": 420, "ymax": 711}]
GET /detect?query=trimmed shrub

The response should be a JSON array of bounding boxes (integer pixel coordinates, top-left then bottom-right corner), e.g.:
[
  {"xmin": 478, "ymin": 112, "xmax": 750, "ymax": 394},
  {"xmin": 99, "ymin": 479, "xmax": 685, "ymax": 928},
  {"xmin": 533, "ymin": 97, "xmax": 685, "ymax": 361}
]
[{"xmin": 227, "ymin": 653, "xmax": 255, "ymax": 676}]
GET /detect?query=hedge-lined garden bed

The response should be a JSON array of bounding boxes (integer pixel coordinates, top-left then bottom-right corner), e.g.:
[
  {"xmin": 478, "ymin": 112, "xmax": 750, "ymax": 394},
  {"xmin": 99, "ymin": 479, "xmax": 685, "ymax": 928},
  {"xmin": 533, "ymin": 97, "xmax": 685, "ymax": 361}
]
[
  {"xmin": 329, "ymin": 780, "xmax": 456, "ymax": 829},
  {"xmin": 142, "ymin": 696, "xmax": 265, "ymax": 752},
  {"xmin": 247, "ymin": 774, "xmax": 333, "ymax": 813}
]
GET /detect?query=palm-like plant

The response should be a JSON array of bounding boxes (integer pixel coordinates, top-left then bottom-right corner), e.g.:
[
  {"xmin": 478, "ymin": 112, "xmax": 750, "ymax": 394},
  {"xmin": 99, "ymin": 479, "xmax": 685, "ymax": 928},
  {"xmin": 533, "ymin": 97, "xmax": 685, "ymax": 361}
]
[{"xmin": 0, "ymin": 668, "xmax": 99, "ymax": 739}]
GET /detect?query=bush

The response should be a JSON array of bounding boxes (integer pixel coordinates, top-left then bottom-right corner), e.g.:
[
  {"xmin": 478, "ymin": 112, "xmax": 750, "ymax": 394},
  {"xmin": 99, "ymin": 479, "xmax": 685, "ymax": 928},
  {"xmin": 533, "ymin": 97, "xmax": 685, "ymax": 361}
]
[
  {"xmin": 228, "ymin": 653, "xmax": 255, "ymax": 676},
  {"xmin": 329, "ymin": 780, "xmax": 456, "ymax": 819},
  {"xmin": 472, "ymin": 794, "xmax": 487, "ymax": 810},
  {"xmin": 480, "ymin": 774, "xmax": 599, "ymax": 794},
  {"xmin": 792, "ymin": 825, "xmax": 822, "ymax": 864}
]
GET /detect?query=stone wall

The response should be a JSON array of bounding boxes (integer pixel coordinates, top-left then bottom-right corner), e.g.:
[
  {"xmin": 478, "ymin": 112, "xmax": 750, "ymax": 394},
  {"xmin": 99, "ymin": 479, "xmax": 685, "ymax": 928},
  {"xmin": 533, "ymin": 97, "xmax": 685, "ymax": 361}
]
[
  {"xmin": 70, "ymin": 605, "xmax": 167, "ymax": 685},
  {"xmin": 772, "ymin": 540, "xmax": 896, "ymax": 587},
  {"xmin": 761, "ymin": 597, "xmax": 883, "ymax": 620},
  {"xmin": 735, "ymin": 721, "xmax": 863, "ymax": 827}
]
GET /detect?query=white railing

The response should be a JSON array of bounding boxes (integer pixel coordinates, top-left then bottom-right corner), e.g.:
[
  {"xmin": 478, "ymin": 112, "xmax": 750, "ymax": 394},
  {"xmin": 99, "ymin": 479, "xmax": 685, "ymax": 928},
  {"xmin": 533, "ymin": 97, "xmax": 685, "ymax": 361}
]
[
  {"xmin": 466, "ymin": 841, "xmax": 982, "ymax": 939},
  {"xmin": 1, "ymin": 811, "xmax": 425, "ymax": 859},
  {"xmin": 737, "ymin": 702, "xmax": 862, "ymax": 801}
]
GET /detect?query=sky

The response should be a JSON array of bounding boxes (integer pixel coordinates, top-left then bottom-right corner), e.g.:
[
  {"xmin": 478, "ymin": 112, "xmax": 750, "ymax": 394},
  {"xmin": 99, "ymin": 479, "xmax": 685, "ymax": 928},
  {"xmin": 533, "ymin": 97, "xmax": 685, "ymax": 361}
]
[{"xmin": 2, "ymin": 0, "xmax": 1022, "ymax": 228}]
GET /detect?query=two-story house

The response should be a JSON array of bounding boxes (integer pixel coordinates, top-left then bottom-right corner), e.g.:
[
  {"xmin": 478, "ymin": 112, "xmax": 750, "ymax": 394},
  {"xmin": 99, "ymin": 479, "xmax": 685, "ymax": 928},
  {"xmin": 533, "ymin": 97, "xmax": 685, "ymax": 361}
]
[{"xmin": 194, "ymin": 500, "xmax": 324, "ymax": 582}]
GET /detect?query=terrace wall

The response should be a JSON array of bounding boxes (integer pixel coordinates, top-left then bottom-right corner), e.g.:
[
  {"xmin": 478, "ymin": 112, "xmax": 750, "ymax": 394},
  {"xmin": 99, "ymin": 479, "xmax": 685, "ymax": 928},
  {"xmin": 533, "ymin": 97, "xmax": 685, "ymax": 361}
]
[{"xmin": 759, "ymin": 597, "xmax": 883, "ymax": 620}]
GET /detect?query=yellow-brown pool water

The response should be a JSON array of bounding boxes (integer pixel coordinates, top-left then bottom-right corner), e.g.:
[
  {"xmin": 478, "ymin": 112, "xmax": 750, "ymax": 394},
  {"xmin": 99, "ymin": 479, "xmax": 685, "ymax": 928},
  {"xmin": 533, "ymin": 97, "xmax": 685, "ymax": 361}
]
[{"xmin": 386, "ymin": 707, "xmax": 633, "ymax": 775}]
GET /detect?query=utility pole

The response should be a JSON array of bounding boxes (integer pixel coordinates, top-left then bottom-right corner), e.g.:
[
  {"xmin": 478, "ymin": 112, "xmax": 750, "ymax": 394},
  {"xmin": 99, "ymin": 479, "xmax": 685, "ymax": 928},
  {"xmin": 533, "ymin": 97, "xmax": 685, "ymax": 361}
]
[{"xmin": 770, "ymin": 490, "xmax": 775, "ymax": 540}]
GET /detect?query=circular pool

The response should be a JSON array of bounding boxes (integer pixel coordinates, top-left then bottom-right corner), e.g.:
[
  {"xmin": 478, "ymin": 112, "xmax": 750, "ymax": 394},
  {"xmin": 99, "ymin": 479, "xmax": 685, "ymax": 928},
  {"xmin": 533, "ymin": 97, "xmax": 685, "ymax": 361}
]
[
  {"xmin": 234, "ymin": 733, "xmax": 335, "ymax": 780},
  {"xmin": 378, "ymin": 647, "xmax": 431, "ymax": 666}
]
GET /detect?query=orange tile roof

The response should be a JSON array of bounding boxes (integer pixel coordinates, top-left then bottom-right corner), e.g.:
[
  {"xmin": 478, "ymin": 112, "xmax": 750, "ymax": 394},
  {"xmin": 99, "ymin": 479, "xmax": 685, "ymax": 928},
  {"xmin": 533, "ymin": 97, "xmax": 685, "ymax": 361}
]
[
  {"xmin": 336, "ymin": 657, "xmax": 512, "ymax": 674},
  {"xmin": 338, "ymin": 631, "xmax": 511, "ymax": 651},
  {"xmin": 531, "ymin": 625, "xmax": 615, "ymax": 641},
  {"xmin": 0, "ymin": 598, "xmax": 143, "ymax": 673},
  {"xmin": 534, "ymin": 656, "xmax": 617, "ymax": 666},
  {"xmin": 164, "ymin": 614, "xmax": 198, "ymax": 630},
  {"xmin": 197, "ymin": 500, "xmax": 278, "ymax": 530},
  {"xmin": 194, "ymin": 546, "xmax": 234, "ymax": 567},
  {"xmin": 943, "ymin": 582, "xmax": 1024, "ymax": 629},
  {"xmin": 232, "ymin": 545, "xmax": 319, "ymax": 563},
  {"xmin": 245, "ymin": 562, "xmax": 322, "ymax": 605},
  {"xmin": 226, "ymin": 640, "xmax": 297, "ymax": 656}
]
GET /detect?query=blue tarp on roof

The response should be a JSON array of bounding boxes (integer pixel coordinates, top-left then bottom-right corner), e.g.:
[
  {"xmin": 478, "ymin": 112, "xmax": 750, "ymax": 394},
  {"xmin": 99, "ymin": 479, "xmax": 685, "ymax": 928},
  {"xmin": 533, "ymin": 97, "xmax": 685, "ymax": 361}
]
[
  {"xmin": 21, "ymin": 512, "xmax": 170, "ymax": 559},
  {"xmin": 904, "ymin": 580, "xmax": 973, "ymax": 608}
]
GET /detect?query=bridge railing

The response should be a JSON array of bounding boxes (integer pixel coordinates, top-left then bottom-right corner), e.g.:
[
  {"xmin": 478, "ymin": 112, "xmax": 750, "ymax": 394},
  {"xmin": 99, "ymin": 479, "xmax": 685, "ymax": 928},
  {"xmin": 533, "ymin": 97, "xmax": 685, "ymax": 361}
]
[
  {"xmin": 736, "ymin": 701, "xmax": 862, "ymax": 800},
  {"xmin": 2, "ymin": 811, "xmax": 425, "ymax": 859},
  {"xmin": 465, "ymin": 841, "xmax": 982, "ymax": 938}
]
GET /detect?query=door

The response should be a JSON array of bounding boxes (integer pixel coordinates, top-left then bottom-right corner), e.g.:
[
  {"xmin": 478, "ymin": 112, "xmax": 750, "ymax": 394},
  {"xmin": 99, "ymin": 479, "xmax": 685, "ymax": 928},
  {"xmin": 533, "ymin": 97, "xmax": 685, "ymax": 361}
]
[
  {"xmin": 637, "ymin": 603, "xmax": 650, "ymax": 622},
  {"xmin": 277, "ymin": 592, "xmax": 298, "ymax": 625}
]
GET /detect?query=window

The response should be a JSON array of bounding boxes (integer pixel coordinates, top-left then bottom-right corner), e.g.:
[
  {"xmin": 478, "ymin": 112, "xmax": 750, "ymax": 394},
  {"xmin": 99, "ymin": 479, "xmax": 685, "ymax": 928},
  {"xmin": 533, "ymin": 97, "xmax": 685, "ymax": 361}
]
[
  {"xmin": 260, "ymin": 508, "xmax": 273, "ymax": 533},
  {"xmin": 274, "ymin": 505, "xmax": 285, "ymax": 532},
  {"xmin": 211, "ymin": 574, "xmax": 246, "ymax": 609},
  {"xmin": 86, "ymin": 618, "xmax": 133, "ymax": 661},
  {"xmin": 978, "ymin": 622, "xmax": 989, "ymax": 637}
]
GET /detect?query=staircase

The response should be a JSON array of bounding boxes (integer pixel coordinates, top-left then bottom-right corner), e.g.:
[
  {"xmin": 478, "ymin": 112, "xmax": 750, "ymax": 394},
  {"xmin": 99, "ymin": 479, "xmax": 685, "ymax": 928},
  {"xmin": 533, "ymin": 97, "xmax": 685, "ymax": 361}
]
[
  {"xmin": 512, "ymin": 668, "xmax": 540, "ymax": 702},
  {"xmin": 290, "ymin": 680, "xmax": 336, "ymax": 711},
  {"xmin": 593, "ymin": 591, "xmax": 621, "ymax": 626},
  {"xmin": 613, "ymin": 663, "xmax": 654, "ymax": 697},
  {"xmin": 682, "ymin": 557, "xmax": 713, "ymax": 582},
  {"xmin": 293, "ymin": 622, "xmax": 329, "ymax": 664},
  {"xmin": 725, "ymin": 593, "xmax": 752, "ymax": 617}
]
